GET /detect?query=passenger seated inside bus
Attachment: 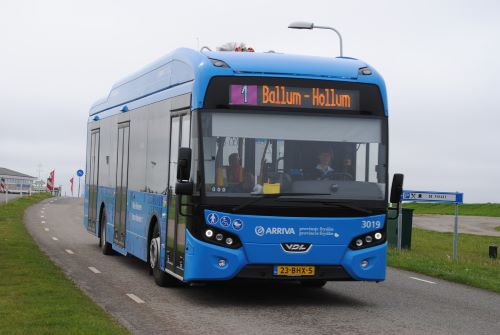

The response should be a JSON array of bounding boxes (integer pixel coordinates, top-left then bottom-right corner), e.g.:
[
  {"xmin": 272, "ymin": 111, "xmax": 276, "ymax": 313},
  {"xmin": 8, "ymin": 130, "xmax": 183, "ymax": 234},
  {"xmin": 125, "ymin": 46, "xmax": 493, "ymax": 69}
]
[
  {"xmin": 215, "ymin": 152, "xmax": 254, "ymax": 193},
  {"xmin": 226, "ymin": 153, "xmax": 254, "ymax": 192}
]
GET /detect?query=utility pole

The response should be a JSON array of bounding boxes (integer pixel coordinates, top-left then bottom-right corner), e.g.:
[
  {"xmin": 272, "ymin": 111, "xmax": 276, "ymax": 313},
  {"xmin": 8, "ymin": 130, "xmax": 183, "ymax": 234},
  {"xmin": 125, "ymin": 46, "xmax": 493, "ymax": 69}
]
[{"xmin": 37, "ymin": 163, "xmax": 42, "ymax": 180}]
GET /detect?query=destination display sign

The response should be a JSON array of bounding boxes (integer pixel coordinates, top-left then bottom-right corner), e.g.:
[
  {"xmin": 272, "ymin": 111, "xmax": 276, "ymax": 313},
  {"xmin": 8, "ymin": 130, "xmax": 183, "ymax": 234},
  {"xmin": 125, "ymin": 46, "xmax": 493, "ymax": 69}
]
[{"xmin": 229, "ymin": 84, "xmax": 360, "ymax": 110}]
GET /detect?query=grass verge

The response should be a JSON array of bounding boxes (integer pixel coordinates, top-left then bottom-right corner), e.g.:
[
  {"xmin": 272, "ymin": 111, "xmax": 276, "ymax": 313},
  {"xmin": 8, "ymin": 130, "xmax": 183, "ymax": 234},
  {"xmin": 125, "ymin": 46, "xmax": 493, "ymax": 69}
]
[
  {"xmin": 388, "ymin": 228, "xmax": 500, "ymax": 293},
  {"xmin": 0, "ymin": 194, "xmax": 129, "ymax": 335},
  {"xmin": 403, "ymin": 202, "xmax": 500, "ymax": 217},
  {"xmin": 495, "ymin": 226, "xmax": 500, "ymax": 232}
]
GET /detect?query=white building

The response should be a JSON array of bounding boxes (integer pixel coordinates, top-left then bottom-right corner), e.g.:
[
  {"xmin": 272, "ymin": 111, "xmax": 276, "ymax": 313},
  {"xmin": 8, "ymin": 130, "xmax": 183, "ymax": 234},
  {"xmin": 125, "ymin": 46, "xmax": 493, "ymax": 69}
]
[
  {"xmin": 32, "ymin": 179, "xmax": 47, "ymax": 192},
  {"xmin": 0, "ymin": 167, "xmax": 36, "ymax": 194}
]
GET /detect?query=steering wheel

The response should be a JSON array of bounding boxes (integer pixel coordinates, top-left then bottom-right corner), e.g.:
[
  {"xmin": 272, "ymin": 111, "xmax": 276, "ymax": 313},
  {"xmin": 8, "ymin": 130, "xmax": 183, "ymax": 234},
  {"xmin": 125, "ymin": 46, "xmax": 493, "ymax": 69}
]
[{"xmin": 329, "ymin": 172, "xmax": 354, "ymax": 181}]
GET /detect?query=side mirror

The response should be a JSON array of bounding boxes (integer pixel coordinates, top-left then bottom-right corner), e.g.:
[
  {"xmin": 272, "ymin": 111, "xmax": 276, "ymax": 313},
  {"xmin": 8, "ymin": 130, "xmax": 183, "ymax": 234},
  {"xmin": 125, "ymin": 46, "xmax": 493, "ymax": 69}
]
[
  {"xmin": 390, "ymin": 173, "xmax": 404, "ymax": 204},
  {"xmin": 175, "ymin": 181, "xmax": 193, "ymax": 195},
  {"xmin": 177, "ymin": 147, "xmax": 192, "ymax": 182},
  {"xmin": 387, "ymin": 173, "xmax": 404, "ymax": 220}
]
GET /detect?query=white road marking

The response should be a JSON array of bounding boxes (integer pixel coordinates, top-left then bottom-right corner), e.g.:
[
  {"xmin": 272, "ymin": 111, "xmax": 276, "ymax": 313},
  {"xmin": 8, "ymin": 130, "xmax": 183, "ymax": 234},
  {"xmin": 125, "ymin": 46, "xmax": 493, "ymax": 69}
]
[
  {"xmin": 41, "ymin": 215, "xmax": 45, "ymax": 218},
  {"xmin": 44, "ymin": 228, "xmax": 50, "ymax": 232},
  {"xmin": 41, "ymin": 221, "xmax": 46, "ymax": 224},
  {"xmin": 126, "ymin": 293, "xmax": 145, "ymax": 304},
  {"xmin": 65, "ymin": 249, "xmax": 74, "ymax": 255},
  {"xmin": 88, "ymin": 267, "xmax": 101, "ymax": 274},
  {"xmin": 42, "ymin": 207, "xmax": 45, "ymax": 210},
  {"xmin": 410, "ymin": 276, "xmax": 436, "ymax": 285},
  {"xmin": 52, "ymin": 236, "xmax": 59, "ymax": 241}
]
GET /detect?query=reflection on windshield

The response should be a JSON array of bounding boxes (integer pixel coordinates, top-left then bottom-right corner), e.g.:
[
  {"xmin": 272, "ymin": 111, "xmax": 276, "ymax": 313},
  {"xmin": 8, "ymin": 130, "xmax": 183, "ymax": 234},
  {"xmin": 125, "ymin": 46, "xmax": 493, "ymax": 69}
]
[{"xmin": 201, "ymin": 112, "xmax": 387, "ymax": 200}]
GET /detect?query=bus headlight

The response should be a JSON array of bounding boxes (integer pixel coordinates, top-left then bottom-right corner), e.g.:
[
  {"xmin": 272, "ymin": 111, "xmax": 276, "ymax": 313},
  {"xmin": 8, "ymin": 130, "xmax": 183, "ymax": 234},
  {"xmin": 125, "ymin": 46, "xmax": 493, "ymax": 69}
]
[
  {"xmin": 202, "ymin": 225, "xmax": 241, "ymax": 249},
  {"xmin": 349, "ymin": 229, "xmax": 386, "ymax": 250}
]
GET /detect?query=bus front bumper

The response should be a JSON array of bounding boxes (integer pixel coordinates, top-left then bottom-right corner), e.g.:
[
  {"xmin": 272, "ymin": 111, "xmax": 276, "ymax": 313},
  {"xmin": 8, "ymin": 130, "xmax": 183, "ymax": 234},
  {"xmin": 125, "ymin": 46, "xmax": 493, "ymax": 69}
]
[{"xmin": 183, "ymin": 230, "xmax": 387, "ymax": 282}]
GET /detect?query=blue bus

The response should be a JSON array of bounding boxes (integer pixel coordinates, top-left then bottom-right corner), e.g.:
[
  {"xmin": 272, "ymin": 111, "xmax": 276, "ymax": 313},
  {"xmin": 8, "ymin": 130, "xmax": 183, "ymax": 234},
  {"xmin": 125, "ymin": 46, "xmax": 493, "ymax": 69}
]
[{"xmin": 85, "ymin": 47, "xmax": 403, "ymax": 287}]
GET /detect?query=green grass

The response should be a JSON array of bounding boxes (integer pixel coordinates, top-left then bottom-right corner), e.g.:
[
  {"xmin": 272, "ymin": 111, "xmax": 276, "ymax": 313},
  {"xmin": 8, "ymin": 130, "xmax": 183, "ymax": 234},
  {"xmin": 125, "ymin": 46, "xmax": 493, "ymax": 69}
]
[
  {"xmin": 0, "ymin": 194, "xmax": 129, "ymax": 335},
  {"xmin": 403, "ymin": 203, "xmax": 500, "ymax": 217},
  {"xmin": 495, "ymin": 226, "xmax": 500, "ymax": 232},
  {"xmin": 388, "ymin": 228, "xmax": 500, "ymax": 293}
]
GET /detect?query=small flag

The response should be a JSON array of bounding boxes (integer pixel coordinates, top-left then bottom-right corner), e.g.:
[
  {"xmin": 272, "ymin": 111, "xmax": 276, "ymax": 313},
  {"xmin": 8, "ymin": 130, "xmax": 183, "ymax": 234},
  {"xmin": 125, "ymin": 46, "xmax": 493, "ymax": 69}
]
[
  {"xmin": 0, "ymin": 177, "xmax": 6, "ymax": 193},
  {"xmin": 47, "ymin": 170, "xmax": 55, "ymax": 191},
  {"xmin": 70, "ymin": 177, "xmax": 74, "ymax": 195}
]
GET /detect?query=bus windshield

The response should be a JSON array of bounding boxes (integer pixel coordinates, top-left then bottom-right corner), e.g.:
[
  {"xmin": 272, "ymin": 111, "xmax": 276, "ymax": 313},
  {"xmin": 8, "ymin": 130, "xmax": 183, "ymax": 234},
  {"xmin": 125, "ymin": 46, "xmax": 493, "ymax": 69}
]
[{"xmin": 201, "ymin": 111, "xmax": 387, "ymax": 201}]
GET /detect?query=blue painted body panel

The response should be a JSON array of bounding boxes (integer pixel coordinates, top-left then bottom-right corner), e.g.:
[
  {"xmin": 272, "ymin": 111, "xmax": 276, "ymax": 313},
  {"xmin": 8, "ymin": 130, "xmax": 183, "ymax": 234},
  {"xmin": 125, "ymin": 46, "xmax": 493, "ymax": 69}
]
[
  {"xmin": 183, "ymin": 210, "xmax": 387, "ymax": 281},
  {"xmin": 84, "ymin": 186, "xmax": 167, "ymax": 264},
  {"xmin": 85, "ymin": 182, "xmax": 387, "ymax": 281}
]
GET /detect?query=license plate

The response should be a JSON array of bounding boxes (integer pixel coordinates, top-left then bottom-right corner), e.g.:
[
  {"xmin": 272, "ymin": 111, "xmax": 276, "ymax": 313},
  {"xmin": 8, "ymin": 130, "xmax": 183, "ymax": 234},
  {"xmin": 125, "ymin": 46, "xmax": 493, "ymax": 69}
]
[{"xmin": 274, "ymin": 265, "xmax": 315, "ymax": 277}]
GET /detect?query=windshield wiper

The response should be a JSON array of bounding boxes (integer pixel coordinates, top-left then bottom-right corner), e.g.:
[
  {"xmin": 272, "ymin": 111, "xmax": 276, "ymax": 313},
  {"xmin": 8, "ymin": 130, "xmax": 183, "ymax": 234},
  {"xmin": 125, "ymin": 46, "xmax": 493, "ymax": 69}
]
[
  {"xmin": 277, "ymin": 198, "xmax": 373, "ymax": 215},
  {"xmin": 320, "ymin": 202, "xmax": 373, "ymax": 214},
  {"xmin": 231, "ymin": 193, "xmax": 330, "ymax": 212}
]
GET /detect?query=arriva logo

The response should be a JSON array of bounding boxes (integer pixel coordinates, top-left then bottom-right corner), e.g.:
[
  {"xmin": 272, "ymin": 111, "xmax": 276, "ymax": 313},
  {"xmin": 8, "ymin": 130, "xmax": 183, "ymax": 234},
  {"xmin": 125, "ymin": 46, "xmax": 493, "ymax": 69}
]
[
  {"xmin": 254, "ymin": 226, "xmax": 295, "ymax": 236},
  {"xmin": 255, "ymin": 226, "xmax": 265, "ymax": 236}
]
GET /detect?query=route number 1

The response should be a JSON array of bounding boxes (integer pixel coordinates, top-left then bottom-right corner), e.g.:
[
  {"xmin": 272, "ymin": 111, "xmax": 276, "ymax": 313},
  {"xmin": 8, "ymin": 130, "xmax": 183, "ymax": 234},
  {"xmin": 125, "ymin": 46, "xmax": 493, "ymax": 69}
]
[{"xmin": 241, "ymin": 85, "xmax": 248, "ymax": 103}]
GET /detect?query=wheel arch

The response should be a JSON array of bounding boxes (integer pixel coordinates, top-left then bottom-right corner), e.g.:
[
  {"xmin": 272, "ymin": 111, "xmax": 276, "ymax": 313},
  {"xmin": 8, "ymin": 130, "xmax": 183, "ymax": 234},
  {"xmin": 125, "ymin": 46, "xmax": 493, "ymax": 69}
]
[{"xmin": 98, "ymin": 202, "xmax": 106, "ymax": 238}]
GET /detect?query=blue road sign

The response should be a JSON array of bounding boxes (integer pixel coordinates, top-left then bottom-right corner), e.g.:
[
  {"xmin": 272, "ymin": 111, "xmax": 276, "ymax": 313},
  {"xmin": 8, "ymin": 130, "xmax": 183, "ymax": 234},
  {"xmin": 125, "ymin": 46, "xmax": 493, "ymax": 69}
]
[
  {"xmin": 401, "ymin": 190, "xmax": 463, "ymax": 204},
  {"xmin": 76, "ymin": 169, "xmax": 84, "ymax": 177}
]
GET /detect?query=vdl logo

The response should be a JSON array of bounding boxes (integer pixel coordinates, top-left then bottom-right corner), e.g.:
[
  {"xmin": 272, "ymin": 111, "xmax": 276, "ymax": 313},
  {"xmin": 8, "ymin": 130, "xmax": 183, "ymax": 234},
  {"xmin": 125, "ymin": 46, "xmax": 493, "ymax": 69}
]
[{"xmin": 255, "ymin": 226, "xmax": 265, "ymax": 236}]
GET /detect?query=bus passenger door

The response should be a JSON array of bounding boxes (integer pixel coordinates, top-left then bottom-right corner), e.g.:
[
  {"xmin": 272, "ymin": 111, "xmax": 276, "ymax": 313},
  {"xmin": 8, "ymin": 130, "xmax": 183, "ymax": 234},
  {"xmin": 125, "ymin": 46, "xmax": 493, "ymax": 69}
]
[
  {"xmin": 166, "ymin": 113, "xmax": 190, "ymax": 276},
  {"xmin": 87, "ymin": 128, "xmax": 100, "ymax": 234},
  {"xmin": 114, "ymin": 122, "xmax": 130, "ymax": 248}
]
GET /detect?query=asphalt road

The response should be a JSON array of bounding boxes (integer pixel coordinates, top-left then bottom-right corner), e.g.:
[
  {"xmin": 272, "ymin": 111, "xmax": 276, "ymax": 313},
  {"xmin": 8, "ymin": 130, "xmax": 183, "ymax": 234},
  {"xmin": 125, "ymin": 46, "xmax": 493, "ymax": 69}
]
[
  {"xmin": 414, "ymin": 214, "xmax": 500, "ymax": 237},
  {"xmin": 25, "ymin": 198, "xmax": 500, "ymax": 335}
]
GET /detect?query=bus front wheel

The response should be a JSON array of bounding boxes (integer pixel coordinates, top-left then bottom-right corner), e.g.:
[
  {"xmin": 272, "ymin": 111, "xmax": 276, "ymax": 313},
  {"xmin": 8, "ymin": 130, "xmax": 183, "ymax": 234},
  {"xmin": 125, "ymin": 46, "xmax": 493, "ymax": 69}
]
[{"xmin": 149, "ymin": 223, "xmax": 181, "ymax": 287}]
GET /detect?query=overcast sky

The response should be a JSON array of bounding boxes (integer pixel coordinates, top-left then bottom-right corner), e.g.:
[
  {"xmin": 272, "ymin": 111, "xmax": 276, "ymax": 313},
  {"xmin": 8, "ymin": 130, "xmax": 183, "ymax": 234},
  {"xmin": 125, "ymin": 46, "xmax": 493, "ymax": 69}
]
[{"xmin": 1, "ymin": 0, "xmax": 499, "ymax": 202}]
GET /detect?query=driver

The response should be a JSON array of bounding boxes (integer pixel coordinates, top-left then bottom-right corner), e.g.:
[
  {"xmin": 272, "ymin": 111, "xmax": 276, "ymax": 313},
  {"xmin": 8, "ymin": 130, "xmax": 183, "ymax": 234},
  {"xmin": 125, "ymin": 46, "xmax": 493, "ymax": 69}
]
[{"xmin": 313, "ymin": 150, "xmax": 335, "ymax": 180}]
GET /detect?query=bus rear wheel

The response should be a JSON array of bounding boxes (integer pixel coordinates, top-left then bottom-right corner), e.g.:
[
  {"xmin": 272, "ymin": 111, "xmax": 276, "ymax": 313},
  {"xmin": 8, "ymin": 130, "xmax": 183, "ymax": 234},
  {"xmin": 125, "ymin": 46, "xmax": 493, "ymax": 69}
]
[
  {"xmin": 300, "ymin": 280, "xmax": 327, "ymax": 288},
  {"xmin": 150, "ymin": 223, "xmax": 181, "ymax": 287},
  {"xmin": 99, "ymin": 209, "xmax": 113, "ymax": 255}
]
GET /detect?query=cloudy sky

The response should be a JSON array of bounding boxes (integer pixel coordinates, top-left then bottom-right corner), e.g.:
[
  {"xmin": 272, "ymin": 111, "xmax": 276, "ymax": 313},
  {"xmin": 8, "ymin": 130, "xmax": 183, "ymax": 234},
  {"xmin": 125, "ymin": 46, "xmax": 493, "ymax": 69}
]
[{"xmin": 1, "ymin": 0, "xmax": 499, "ymax": 202}]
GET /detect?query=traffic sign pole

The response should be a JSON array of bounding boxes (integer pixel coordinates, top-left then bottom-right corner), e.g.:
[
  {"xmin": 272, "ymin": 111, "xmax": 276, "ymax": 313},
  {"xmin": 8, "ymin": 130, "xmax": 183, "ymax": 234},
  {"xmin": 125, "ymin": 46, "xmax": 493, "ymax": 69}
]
[
  {"xmin": 76, "ymin": 169, "xmax": 84, "ymax": 198},
  {"xmin": 453, "ymin": 203, "xmax": 459, "ymax": 260}
]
